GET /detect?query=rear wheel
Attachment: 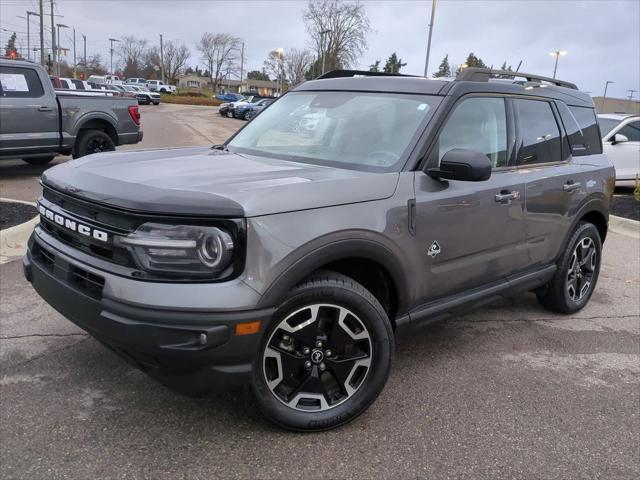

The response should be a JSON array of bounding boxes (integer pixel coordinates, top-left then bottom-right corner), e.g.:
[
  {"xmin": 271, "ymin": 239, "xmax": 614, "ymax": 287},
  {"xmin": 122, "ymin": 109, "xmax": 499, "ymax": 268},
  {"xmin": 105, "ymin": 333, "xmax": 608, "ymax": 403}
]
[
  {"xmin": 243, "ymin": 110, "xmax": 254, "ymax": 121},
  {"xmin": 22, "ymin": 156, "xmax": 55, "ymax": 165},
  {"xmin": 537, "ymin": 222, "xmax": 602, "ymax": 313},
  {"xmin": 251, "ymin": 271, "xmax": 394, "ymax": 431},
  {"xmin": 73, "ymin": 129, "xmax": 115, "ymax": 159}
]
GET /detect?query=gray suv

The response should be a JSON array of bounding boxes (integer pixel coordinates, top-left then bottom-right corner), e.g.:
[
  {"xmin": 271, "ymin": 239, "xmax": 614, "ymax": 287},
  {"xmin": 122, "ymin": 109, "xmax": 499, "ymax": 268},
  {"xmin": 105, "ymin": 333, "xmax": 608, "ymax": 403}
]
[{"xmin": 24, "ymin": 68, "xmax": 614, "ymax": 431}]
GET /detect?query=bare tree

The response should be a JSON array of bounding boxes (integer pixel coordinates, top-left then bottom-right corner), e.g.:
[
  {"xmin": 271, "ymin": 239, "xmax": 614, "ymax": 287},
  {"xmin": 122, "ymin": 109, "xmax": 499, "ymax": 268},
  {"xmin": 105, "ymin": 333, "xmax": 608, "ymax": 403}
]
[
  {"xmin": 162, "ymin": 41, "xmax": 190, "ymax": 85},
  {"xmin": 196, "ymin": 33, "xmax": 241, "ymax": 92},
  {"xmin": 284, "ymin": 48, "xmax": 315, "ymax": 86},
  {"xmin": 303, "ymin": 0, "xmax": 370, "ymax": 71},
  {"xmin": 117, "ymin": 36, "xmax": 149, "ymax": 78},
  {"xmin": 263, "ymin": 49, "xmax": 286, "ymax": 93}
]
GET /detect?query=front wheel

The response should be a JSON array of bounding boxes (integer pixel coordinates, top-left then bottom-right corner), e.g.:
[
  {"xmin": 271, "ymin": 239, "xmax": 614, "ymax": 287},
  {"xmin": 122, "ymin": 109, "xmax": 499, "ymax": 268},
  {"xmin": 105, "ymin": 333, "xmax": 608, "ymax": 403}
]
[
  {"xmin": 251, "ymin": 271, "xmax": 394, "ymax": 431},
  {"xmin": 537, "ymin": 222, "xmax": 602, "ymax": 313}
]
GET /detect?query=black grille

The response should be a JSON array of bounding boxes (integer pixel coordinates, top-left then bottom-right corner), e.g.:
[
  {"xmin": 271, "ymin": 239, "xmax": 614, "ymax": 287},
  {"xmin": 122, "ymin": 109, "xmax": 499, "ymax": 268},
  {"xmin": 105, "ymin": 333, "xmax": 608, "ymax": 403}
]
[{"xmin": 40, "ymin": 187, "xmax": 136, "ymax": 267}]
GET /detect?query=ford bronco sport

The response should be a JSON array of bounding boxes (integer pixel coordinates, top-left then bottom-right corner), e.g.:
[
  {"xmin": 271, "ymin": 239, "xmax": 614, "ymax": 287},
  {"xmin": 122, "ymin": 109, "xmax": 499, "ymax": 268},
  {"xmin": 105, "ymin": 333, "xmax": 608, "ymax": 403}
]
[{"xmin": 24, "ymin": 68, "xmax": 614, "ymax": 431}]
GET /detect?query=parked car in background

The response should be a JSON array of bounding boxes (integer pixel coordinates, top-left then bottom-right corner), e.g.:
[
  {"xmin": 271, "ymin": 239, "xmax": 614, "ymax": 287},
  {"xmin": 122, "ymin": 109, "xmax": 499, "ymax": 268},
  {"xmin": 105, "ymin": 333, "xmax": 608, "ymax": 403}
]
[
  {"xmin": 146, "ymin": 80, "xmax": 176, "ymax": 94},
  {"xmin": 219, "ymin": 95, "xmax": 274, "ymax": 118},
  {"xmin": 1, "ymin": 59, "xmax": 142, "ymax": 164},
  {"xmin": 598, "ymin": 114, "xmax": 640, "ymax": 187},
  {"xmin": 125, "ymin": 77, "xmax": 148, "ymax": 86},
  {"xmin": 215, "ymin": 92, "xmax": 244, "ymax": 102},
  {"xmin": 235, "ymin": 98, "xmax": 275, "ymax": 120},
  {"xmin": 87, "ymin": 74, "xmax": 122, "ymax": 85},
  {"xmin": 124, "ymin": 85, "xmax": 160, "ymax": 105}
]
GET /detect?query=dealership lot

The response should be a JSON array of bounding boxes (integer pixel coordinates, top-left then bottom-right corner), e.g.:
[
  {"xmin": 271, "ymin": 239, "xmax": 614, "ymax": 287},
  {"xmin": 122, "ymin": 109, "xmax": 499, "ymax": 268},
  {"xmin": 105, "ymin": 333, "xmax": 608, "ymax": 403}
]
[{"xmin": 1, "ymin": 104, "xmax": 639, "ymax": 479}]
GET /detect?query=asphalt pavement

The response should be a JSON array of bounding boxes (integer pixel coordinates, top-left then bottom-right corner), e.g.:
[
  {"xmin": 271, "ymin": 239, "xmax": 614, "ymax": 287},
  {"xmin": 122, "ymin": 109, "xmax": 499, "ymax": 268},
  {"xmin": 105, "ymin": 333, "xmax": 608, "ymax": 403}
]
[{"xmin": 1, "ymin": 104, "xmax": 638, "ymax": 480}]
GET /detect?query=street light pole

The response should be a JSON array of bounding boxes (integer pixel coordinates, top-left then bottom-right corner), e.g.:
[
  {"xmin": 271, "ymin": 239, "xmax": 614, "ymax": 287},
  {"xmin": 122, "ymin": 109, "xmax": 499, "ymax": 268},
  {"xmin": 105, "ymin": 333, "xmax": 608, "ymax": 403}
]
[
  {"xmin": 424, "ymin": 0, "xmax": 437, "ymax": 77},
  {"xmin": 159, "ymin": 34, "xmax": 165, "ymax": 83},
  {"xmin": 39, "ymin": 0, "xmax": 45, "ymax": 65},
  {"xmin": 549, "ymin": 50, "xmax": 567, "ymax": 78},
  {"xmin": 82, "ymin": 34, "xmax": 86, "ymax": 77},
  {"xmin": 108, "ymin": 38, "xmax": 119, "ymax": 75},
  {"xmin": 319, "ymin": 29, "xmax": 331, "ymax": 75},
  {"xmin": 603, "ymin": 80, "xmax": 614, "ymax": 99},
  {"xmin": 50, "ymin": 1, "xmax": 56, "ymax": 75}
]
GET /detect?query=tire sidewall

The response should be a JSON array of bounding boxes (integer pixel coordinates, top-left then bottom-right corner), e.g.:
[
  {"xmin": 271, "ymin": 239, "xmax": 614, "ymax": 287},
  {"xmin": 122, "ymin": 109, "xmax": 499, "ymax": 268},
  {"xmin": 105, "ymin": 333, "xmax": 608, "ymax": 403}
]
[
  {"xmin": 251, "ymin": 281, "xmax": 393, "ymax": 431},
  {"xmin": 75, "ymin": 130, "xmax": 115, "ymax": 158},
  {"xmin": 558, "ymin": 223, "xmax": 602, "ymax": 311}
]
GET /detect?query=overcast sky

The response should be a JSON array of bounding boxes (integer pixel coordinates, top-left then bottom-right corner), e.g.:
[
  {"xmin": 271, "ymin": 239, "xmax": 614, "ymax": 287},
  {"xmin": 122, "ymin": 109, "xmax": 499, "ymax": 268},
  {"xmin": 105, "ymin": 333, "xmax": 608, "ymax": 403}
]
[{"xmin": 1, "ymin": 0, "xmax": 638, "ymax": 99}]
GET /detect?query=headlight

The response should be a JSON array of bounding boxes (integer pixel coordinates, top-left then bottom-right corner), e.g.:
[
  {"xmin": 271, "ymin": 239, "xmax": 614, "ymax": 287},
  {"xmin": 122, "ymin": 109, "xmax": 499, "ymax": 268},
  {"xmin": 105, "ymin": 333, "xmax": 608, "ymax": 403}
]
[{"xmin": 117, "ymin": 223, "xmax": 234, "ymax": 278}]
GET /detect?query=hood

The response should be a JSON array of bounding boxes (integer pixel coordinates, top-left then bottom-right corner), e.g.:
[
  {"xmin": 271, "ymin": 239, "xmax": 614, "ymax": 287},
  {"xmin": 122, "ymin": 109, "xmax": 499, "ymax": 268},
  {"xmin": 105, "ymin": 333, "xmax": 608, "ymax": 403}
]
[{"xmin": 42, "ymin": 146, "xmax": 399, "ymax": 217}]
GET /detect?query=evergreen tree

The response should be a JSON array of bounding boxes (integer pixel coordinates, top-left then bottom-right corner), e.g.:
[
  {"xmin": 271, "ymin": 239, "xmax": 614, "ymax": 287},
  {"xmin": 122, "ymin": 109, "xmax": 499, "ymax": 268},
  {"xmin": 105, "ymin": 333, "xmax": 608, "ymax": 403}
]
[
  {"xmin": 4, "ymin": 32, "xmax": 19, "ymax": 58},
  {"xmin": 432, "ymin": 54, "xmax": 451, "ymax": 77},
  {"xmin": 368, "ymin": 60, "xmax": 381, "ymax": 72},
  {"xmin": 383, "ymin": 53, "xmax": 406, "ymax": 74},
  {"xmin": 498, "ymin": 61, "xmax": 514, "ymax": 78}
]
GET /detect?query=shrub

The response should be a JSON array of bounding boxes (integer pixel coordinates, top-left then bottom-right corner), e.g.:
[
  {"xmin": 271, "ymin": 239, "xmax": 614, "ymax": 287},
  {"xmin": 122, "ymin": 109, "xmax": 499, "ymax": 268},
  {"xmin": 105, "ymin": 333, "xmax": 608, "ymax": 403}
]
[{"xmin": 634, "ymin": 174, "xmax": 640, "ymax": 202}]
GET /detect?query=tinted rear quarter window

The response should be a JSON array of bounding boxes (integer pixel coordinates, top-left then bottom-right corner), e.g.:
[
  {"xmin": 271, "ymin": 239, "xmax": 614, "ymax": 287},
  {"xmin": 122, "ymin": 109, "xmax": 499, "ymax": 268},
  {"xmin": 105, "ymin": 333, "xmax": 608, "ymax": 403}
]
[
  {"xmin": 515, "ymin": 99, "xmax": 562, "ymax": 165},
  {"xmin": 0, "ymin": 66, "xmax": 44, "ymax": 98},
  {"xmin": 556, "ymin": 103, "xmax": 602, "ymax": 156}
]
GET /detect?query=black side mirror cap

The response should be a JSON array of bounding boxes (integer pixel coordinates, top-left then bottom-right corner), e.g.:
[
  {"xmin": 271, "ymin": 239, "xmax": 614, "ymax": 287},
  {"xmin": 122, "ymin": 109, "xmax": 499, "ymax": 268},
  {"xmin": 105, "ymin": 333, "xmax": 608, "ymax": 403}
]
[{"xmin": 427, "ymin": 148, "xmax": 492, "ymax": 182}]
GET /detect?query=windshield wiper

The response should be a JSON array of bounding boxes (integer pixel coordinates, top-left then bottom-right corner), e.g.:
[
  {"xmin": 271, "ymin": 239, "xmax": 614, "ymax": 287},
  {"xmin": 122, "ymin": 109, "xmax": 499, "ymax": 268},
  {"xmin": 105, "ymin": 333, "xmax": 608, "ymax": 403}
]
[{"xmin": 211, "ymin": 144, "xmax": 229, "ymax": 151}]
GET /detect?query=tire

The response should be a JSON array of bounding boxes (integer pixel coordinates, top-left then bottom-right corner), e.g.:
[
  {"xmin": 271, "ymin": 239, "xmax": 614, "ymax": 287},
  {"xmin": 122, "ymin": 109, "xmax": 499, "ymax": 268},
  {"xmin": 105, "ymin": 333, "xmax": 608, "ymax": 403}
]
[
  {"xmin": 73, "ymin": 129, "xmax": 116, "ymax": 159},
  {"xmin": 537, "ymin": 221, "xmax": 602, "ymax": 314},
  {"xmin": 243, "ymin": 110, "xmax": 253, "ymax": 121},
  {"xmin": 251, "ymin": 270, "xmax": 394, "ymax": 431},
  {"xmin": 226, "ymin": 110, "xmax": 233, "ymax": 118},
  {"xmin": 22, "ymin": 156, "xmax": 55, "ymax": 165},
  {"xmin": 160, "ymin": 88, "xmax": 166, "ymax": 93},
  {"xmin": 153, "ymin": 101, "xmax": 160, "ymax": 105}
]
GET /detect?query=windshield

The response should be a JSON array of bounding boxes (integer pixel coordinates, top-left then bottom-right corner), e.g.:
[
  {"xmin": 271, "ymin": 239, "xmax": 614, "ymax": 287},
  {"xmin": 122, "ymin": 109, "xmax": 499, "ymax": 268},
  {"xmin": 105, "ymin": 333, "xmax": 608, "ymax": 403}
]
[
  {"xmin": 598, "ymin": 117, "xmax": 623, "ymax": 136},
  {"xmin": 227, "ymin": 91, "xmax": 439, "ymax": 172}
]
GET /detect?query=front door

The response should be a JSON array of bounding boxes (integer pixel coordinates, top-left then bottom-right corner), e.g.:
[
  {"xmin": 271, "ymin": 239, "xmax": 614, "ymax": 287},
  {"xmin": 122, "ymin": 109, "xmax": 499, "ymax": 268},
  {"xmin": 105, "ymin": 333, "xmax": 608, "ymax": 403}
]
[
  {"xmin": 0, "ymin": 65, "xmax": 58, "ymax": 155},
  {"xmin": 413, "ymin": 95, "xmax": 528, "ymax": 302}
]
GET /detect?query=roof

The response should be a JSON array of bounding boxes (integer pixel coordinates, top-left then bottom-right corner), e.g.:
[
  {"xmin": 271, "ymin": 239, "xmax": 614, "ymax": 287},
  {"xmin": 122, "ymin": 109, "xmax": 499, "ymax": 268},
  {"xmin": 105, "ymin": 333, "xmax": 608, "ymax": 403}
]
[
  {"xmin": 294, "ymin": 69, "xmax": 593, "ymax": 107},
  {"xmin": 597, "ymin": 113, "xmax": 639, "ymax": 120}
]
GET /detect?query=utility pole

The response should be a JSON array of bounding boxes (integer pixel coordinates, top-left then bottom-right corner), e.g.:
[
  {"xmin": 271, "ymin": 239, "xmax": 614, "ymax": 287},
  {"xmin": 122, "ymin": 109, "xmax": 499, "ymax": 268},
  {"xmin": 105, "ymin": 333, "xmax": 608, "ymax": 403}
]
[
  {"xmin": 72, "ymin": 28, "xmax": 76, "ymax": 79},
  {"xmin": 56, "ymin": 23, "xmax": 69, "ymax": 76},
  {"xmin": 39, "ymin": 0, "xmax": 45, "ymax": 65},
  {"xmin": 18, "ymin": 12, "xmax": 40, "ymax": 62},
  {"xmin": 423, "ymin": 0, "xmax": 437, "ymax": 77},
  {"xmin": 240, "ymin": 41, "xmax": 244, "ymax": 85},
  {"xmin": 628, "ymin": 89, "xmax": 636, "ymax": 101},
  {"xmin": 50, "ymin": 0, "xmax": 56, "ymax": 76},
  {"xmin": 82, "ymin": 34, "xmax": 86, "ymax": 77},
  {"xmin": 159, "ymin": 34, "xmax": 165, "ymax": 83},
  {"xmin": 108, "ymin": 38, "xmax": 119, "ymax": 75}
]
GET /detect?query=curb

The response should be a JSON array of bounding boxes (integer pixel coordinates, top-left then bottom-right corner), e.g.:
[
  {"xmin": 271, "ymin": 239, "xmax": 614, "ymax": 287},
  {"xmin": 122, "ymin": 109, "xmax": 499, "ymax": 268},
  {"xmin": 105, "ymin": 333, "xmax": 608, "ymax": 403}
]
[
  {"xmin": 609, "ymin": 214, "xmax": 640, "ymax": 240},
  {"xmin": 0, "ymin": 198, "xmax": 39, "ymax": 265}
]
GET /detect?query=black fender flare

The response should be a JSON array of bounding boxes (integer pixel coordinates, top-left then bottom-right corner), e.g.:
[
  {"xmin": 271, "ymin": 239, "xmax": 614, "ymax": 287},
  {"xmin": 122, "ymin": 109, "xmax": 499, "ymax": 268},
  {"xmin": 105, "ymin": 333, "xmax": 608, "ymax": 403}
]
[
  {"xmin": 256, "ymin": 237, "xmax": 411, "ymax": 317},
  {"xmin": 556, "ymin": 193, "xmax": 609, "ymax": 262}
]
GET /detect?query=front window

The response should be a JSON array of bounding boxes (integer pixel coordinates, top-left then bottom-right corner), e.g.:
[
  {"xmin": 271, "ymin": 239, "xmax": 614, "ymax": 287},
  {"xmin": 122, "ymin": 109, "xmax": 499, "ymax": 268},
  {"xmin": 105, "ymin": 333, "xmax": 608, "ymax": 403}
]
[{"xmin": 227, "ymin": 91, "xmax": 439, "ymax": 172}]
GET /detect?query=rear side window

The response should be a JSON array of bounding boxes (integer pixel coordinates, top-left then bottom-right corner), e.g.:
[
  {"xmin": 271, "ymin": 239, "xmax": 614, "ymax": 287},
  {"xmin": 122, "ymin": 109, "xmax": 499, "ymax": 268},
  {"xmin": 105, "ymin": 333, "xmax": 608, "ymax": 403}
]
[
  {"xmin": 618, "ymin": 121, "xmax": 640, "ymax": 141},
  {"xmin": 567, "ymin": 105, "xmax": 602, "ymax": 155},
  {"xmin": 433, "ymin": 97, "xmax": 509, "ymax": 168},
  {"xmin": 71, "ymin": 79, "xmax": 84, "ymax": 89},
  {"xmin": 515, "ymin": 99, "xmax": 562, "ymax": 165},
  {"xmin": 0, "ymin": 66, "xmax": 44, "ymax": 98}
]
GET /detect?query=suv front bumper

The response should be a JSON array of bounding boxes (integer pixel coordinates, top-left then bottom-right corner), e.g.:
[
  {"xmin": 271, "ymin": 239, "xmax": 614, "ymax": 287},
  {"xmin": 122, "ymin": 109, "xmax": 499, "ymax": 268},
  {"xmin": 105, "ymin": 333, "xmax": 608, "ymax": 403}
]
[{"xmin": 23, "ymin": 228, "xmax": 274, "ymax": 393}]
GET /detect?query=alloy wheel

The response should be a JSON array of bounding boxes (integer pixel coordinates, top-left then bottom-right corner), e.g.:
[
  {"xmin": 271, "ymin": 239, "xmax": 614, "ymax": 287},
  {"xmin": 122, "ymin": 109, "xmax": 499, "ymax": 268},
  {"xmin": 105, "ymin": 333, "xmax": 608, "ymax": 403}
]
[
  {"xmin": 567, "ymin": 237, "xmax": 597, "ymax": 302},
  {"xmin": 262, "ymin": 304, "xmax": 373, "ymax": 412},
  {"xmin": 87, "ymin": 137, "xmax": 110, "ymax": 154}
]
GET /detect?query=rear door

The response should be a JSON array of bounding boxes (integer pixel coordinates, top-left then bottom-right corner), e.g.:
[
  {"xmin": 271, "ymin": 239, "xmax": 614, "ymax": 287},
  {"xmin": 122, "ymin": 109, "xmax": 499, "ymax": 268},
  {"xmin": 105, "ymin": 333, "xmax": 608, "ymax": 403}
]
[
  {"xmin": 413, "ymin": 95, "xmax": 529, "ymax": 301},
  {"xmin": 512, "ymin": 98, "xmax": 588, "ymax": 266},
  {"xmin": 0, "ymin": 65, "xmax": 59, "ymax": 155}
]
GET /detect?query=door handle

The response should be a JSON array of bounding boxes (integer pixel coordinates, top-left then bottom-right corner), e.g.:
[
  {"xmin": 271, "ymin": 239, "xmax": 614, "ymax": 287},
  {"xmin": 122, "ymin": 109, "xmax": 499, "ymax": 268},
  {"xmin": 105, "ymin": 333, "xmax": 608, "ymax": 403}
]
[
  {"xmin": 563, "ymin": 181, "xmax": 582, "ymax": 192},
  {"xmin": 495, "ymin": 190, "xmax": 521, "ymax": 203},
  {"xmin": 37, "ymin": 106, "xmax": 53, "ymax": 112}
]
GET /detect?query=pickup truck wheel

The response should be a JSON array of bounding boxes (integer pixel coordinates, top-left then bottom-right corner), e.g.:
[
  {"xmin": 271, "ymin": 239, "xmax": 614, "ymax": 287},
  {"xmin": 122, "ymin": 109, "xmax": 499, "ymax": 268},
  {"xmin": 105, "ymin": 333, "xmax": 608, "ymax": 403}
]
[
  {"xmin": 537, "ymin": 222, "xmax": 602, "ymax": 314},
  {"xmin": 73, "ymin": 130, "xmax": 115, "ymax": 158},
  {"xmin": 22, "ymin": 156, "xmax": 55, "ymax": 165},
  {"xmin": 251, "ymin": 271, "xmax": 394, "ymax": 431}
]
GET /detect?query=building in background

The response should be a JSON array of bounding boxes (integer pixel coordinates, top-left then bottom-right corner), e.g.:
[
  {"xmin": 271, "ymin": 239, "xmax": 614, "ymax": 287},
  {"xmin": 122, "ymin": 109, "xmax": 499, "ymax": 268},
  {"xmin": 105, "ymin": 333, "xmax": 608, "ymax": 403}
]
[
  {"xmin": 177, "ymin": 74, "xmax": 279, "ymax": 96},
  {"xmin": 593, "ymin": 96, "xmax": 640, "ymax": 115}
]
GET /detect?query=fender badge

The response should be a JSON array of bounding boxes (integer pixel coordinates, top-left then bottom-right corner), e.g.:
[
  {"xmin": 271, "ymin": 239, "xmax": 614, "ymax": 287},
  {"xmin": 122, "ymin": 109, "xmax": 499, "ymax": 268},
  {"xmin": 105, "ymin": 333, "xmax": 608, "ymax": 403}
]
[{"xmin": 427, "ymin": 240, "xmax": 441, "ymax": 258}]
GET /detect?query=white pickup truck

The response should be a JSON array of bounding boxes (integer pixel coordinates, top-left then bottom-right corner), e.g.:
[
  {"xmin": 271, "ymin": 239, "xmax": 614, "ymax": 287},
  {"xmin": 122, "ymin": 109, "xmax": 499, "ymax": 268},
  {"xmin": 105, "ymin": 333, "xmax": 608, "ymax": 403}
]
[{"xmin": 146, "ymin": 80, "xmax": 176, "ymax": 94}]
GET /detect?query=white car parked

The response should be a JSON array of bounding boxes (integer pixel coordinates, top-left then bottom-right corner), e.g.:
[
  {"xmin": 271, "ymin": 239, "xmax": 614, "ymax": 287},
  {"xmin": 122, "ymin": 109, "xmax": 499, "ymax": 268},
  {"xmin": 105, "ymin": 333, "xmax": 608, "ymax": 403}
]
[
  {"xmin": 86, "ymin": 74, "xmax": 123, "ymax": 86},
  {"xmin": 146, "ymin": 80, "xmax": 176, "ymax": 94},
  {"xmin": 598, "ymin": 114, "xmax": 640, "ymax": 187}
]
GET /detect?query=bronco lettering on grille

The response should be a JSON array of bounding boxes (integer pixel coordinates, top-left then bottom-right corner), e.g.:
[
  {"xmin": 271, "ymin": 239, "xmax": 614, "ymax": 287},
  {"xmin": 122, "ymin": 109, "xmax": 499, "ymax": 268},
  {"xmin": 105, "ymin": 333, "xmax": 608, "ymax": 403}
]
[{"xmin": 38, "ymin": 204, "xmax": 109, "ymax": 243}]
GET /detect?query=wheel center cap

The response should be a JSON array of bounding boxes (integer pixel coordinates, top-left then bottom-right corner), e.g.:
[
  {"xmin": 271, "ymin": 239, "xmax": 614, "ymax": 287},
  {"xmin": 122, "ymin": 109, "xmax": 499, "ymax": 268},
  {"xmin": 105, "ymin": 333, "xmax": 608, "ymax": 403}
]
[{"xmin": 310, "ymin": 349, "xmax": 324, "ymax": 364}]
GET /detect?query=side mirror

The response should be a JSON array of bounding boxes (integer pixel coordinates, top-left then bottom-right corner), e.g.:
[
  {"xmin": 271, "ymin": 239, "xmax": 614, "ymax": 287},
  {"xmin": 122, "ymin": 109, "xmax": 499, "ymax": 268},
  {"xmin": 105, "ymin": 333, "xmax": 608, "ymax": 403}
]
[
  {"xmin": 611, "ymin": 133, "xmax": 629, "ymax": 145},
  {"xmin": 427, "ymin": 148, "xmax": 492, "ymax": 182}
]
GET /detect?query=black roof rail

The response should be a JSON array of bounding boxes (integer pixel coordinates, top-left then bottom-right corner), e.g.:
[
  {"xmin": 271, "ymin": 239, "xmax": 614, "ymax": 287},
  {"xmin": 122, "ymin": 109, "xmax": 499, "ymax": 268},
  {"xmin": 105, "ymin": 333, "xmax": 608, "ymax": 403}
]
[
  {"xmin": 317, "ymin": 69, "xmax": 417, "ymax": 80},
  {"xmin": 456, "ymin": 67, "xmax": 578, "ymax": 90}
]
